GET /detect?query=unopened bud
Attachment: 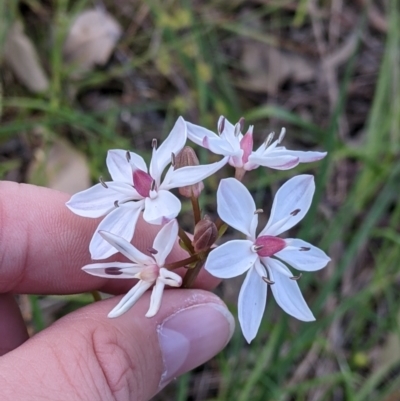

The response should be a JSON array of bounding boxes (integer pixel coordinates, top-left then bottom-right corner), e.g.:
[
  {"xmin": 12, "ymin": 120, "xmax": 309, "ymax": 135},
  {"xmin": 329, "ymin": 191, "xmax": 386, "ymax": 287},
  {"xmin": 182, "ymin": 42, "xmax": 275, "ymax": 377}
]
[
  {"xmin": 193, "ymin": 217, "xmax": 218, "ymax": 253},
  {"xmin": 174, "ymin": 146, "xmax": 204, "ymax": 198}
]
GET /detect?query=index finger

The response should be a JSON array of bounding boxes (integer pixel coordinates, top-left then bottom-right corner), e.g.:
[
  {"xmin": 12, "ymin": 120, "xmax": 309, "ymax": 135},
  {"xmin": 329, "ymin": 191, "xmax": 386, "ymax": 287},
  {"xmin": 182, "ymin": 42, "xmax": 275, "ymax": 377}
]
[{"xmin": 0, "ymin": 181, "xmax": 218, "ymax": 294}]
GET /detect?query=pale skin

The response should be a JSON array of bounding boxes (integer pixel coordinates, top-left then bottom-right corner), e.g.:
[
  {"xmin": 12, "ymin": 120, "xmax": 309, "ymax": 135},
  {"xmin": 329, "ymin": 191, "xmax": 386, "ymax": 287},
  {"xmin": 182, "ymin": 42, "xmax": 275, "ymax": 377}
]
[{"xmin": 0, "ymin": 181, "xmax": 229, "ymax": 401}]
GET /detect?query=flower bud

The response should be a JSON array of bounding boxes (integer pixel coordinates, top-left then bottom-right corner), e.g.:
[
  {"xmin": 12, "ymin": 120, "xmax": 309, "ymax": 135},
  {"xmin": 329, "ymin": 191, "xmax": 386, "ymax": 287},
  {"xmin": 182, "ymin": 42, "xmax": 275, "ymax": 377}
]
[
  {"xmin": 174, "ymin": 146, "xmax": 204, "ymax": 198},
  {"xmin": 193, "ymin": 216, "xmax": 218, "ymax": 253}
]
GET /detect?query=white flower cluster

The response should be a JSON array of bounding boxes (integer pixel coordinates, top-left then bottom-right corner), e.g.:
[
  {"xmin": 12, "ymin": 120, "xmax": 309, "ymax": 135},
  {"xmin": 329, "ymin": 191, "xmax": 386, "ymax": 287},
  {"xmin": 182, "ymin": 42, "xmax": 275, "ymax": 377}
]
[{"xmin": 67, "ymin": 116, "xmax": 330, "ymax": 343}]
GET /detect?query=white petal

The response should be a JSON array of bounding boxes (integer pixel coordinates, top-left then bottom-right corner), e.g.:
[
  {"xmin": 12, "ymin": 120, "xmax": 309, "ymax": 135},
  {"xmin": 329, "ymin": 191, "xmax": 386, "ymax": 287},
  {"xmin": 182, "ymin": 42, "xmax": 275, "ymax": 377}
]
[
  {"xmin": 275, "ymin": 238, "xmax": 330, "ymax": 271},
  {"xmin": 161, "ymin": 156, "xmax": 228, "ymax": 190},
  {"xmin": 99, "ymin": 230, "xmax": 154, "ymax": 265},
  {"xmin": 273, "ymin": 149, "xmax": 327, "ymax": 163},
  {"xmin": 263, "ymin": 257, "xmax": 292, "ymax": 277},
  {"xmin": 108, "ymin": 281, "xmax": 152, "ymax": 318},
  {"xmin": 128, "ymin": 151, "xmax": 148, "ymax": 172},
  {"xmin": 152, "ymin": 220, "xmax": 179, "ymax": 266},
  {"xmin": 82, "ymin": 262, "xmax": 143, "ymax": 279},
  {"xmin": 145, "ymin": 279, "xmax": 165, "ymax": 317},
  {"xmin": 107, "ymin": 181, "xmax": 141, "ymax": 198},
  {"xmin": 205, "ymin": 135, "xmax": 237, "ymax": 155},
  {"xmin": 106, "ymin": 150, "xmax": 134, "ymax": 184},
  {"xmin": 143, "ymin": 190, "xmax": 181, "ymax": 225},
  {"xmin": 186, "ymin": 121, "xmax": 219, "ymax": 146},
  {"xmin": 260, "ymin": 175, "xmax": 315, "ymax": 236},
  {"xmin": 238, "ymin": 263, "xmax": 267, "ymax": 343},
  {"xmin": 152, "ymin": 117, "xmax": 187, "ymax": 179},
  {"xmin": 217, "ymin": 178, "xmax": 258, "ymax": 238},
  {"xmin": 248, "ymin": 153, "xmax": 300, "ymax": 170},
  {"xmin": 159, "ymin": 267, "xmax": 182, "ymax": 286},
  {"xmin": 268, "ymin": 261, "xmax": 315, "ymax": 321},
  {"xmin": 66, "ymin": 183, "xmax": 120, "ymax": 218},
  {"xmin": 89, "ymin": 202, "xmax": 144, "ymax": 260},
  {"xmin": 205, "ymin": 240, "xmax": 257, "ymax": 278},
  {"xmin": 220, "ymin": 122, "xmax": 239, "ymax": 150}
]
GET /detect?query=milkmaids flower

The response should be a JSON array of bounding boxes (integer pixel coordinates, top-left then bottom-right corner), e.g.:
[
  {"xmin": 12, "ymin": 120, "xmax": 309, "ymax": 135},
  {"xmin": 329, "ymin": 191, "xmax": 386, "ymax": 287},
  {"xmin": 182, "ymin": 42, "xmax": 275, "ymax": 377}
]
[
  {"xmin": 186, "ymin": 116, "xmax": 326, "ymax": 174},
  {"xmin": 205, "ymin": 176, "xmax": 330, "ymax": 343},
  {"xmin": 66, "ymin": 116, "xmax": 227, "ymax": 259},
  {"xmin": 82, "ymin": 219, "xmax": 181, "ymax": 318}
]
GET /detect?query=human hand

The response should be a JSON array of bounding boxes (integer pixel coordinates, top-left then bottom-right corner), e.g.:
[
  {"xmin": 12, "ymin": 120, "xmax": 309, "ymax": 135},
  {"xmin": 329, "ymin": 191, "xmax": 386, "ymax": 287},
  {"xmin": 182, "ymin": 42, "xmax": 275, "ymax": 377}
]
[{"xmin": 0, "ymin": 182, "xmax": 234, "ymax": 401}]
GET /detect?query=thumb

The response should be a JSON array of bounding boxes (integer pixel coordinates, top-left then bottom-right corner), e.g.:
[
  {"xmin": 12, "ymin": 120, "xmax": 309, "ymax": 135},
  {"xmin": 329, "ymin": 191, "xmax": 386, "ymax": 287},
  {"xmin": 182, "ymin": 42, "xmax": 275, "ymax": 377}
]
[{"xmin": 0, "ymin": 290, "xmax": 234, "ymax": 401}]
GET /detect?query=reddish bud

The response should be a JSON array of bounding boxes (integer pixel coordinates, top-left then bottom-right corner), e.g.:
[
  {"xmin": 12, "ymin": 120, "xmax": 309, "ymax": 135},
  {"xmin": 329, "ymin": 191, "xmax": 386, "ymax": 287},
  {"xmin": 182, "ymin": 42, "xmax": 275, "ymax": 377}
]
[
  {"xmin": 193, "ymin": 217, "xmax": 218, "ymax": 253},
  {"xmin": 254, "ymin": 236, "xmax": 286, "ymax": 257},
  {"xmin": 174, "ymin": 146, "xmax": 204, "ymax": 198}
]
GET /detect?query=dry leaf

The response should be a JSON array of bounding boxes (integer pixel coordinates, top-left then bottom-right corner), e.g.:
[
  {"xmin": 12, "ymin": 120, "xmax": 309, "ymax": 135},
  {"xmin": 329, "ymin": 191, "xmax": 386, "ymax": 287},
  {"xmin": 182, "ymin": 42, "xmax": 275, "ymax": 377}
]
[
  {"xmin": 63, "ymin": 9, "xmax": 122, "ymax": 73},
  {"xmin": 3, "ymin": 21, "xmax": 49, "ymax": 93},
  {"xmin": 241, "ymin": 43, "xmax": 315, "ymax": 94},
  {"xmin": 28, "ymin": 138, "xmax": 91, "ymax": 195}
]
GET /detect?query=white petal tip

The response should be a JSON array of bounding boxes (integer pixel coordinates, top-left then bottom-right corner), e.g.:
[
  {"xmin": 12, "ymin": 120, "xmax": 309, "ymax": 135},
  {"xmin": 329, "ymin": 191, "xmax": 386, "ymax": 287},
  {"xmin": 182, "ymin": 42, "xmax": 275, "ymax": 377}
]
[
  {"xmin": 107, "ymin": 311, "xmax": 120, "ymax": 319},
  {"xmin": 243, "ymin": 334, "xmax": 255, "ymax": 344}
]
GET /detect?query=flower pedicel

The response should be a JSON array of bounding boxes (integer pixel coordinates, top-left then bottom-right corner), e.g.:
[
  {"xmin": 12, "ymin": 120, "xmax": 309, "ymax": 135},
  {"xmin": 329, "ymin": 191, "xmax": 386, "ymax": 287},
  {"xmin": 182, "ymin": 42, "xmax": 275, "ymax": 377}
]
[{"xmin": 67, "ymin": 115, "xmax": 330, "ymax": 343}]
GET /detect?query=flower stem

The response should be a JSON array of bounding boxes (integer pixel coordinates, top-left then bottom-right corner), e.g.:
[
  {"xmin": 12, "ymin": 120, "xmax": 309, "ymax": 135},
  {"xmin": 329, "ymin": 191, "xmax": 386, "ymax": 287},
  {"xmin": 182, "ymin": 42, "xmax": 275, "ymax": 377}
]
[
  {"xmin": 234, "ymin": 168, "xmax": 246, "ymax": 181},
  {"xmin": 164, "ymin": 254, "xmax": 199, "ymax": 270},
  {"xmin": 182, "ymin": 259, "xmax": 205, "ymax": 288},
  {"xmin": 191, "ymin": 195, "xmax": 201, "ymax": 225},
  {"xmin": 91, "ymin": 291, "xmax": 102, "ymax": 302}
]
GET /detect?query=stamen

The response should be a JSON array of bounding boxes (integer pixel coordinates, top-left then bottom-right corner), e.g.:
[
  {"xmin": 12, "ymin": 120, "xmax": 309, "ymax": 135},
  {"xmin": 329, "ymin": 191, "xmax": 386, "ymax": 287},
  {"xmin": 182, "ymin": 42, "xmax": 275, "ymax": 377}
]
[
  {"xmin": 262, "ymin": 276, "xmax": 275, "ymax": 285},
  {"xmin": 290, "ymin": 273, "xmax": 302, "ymax": 281},
  {"xmin": 254, "ymin": 208, "xmax": 264, "ymax": 214},
  {"xmin": 114, "ymin": 200, "xmax": 119, "ymax": 208},
  {"xmin": 105, "ymin": 267, "xmax": 123, "ymax": 276},
  {"xmin": 238, "ymin": 117, "xmax": 245, "ymax": 132},
  {"xmin": 125, "ymin": 151, "xmax": 131, "ymax": 162},
  {"xmin": 234, "ymin": 122, "xmax": 241, "ymax": 136},
  {"xmin": 253, "ymin": 245, "xmax": 264, "ymax": 251},
  {"xmin": 264, "ymin": 132, "xmax": 275, "ymax": 148},
  {"xmin": 171, "ymin": 152, "xmax": 176, "ymax": 167},
  {"xmin": 152, "ymin": 138, "xmax": 157, "ymax": 149},
  {"xmin": 300, "ymin": 247, "xmax": 311, "ymax": 251},
  {"xmin": 278, "ymin": 127, "xmax": 286, "ymax": 143},
  {"xmin": 147, "ymin": 247, "xmax": 158, "ymax": 254},
  {"xmin": 290, "ymin": 209, "xmax": 301, "ymax": 216},
  {"xmin": 218, "ymin": 117, "xmax": 225, "ymax": 134},
  {"xmin": 99, "ymin": 176, "xmax": 108, "ymax": 188}
]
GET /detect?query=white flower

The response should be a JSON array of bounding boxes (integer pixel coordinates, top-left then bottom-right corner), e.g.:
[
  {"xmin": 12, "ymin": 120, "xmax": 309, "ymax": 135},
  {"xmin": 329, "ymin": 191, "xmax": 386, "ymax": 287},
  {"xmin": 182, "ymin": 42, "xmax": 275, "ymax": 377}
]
[
  {"xmin": 205, "ymin": 176, "xmax": 330, "ymax": 343},
  {"xmin": 186, "ymin": 116, "xmax": 326, "ymax": 171},
  {"xmin": 66, "ymin": 116, "xmax": 228, "ymax": 259},
  {"xmin": 82, "ymin": 219, "xmax": 181, "ymax": 318}
]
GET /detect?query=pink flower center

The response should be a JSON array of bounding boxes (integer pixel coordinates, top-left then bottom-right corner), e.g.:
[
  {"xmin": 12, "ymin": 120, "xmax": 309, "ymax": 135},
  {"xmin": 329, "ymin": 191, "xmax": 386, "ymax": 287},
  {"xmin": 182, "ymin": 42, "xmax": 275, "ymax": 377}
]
[
  {"xmin": 140, "ymin": 264, "xmax": 160, "ymax": 282},
  {"xmin": 240, "ymin": 131, "xmax": 253, "ymax": 164},
  {"xmin": 254, "ymin": 235, "xmax": 286, "ymax": 257},
  {"xmin": 133, "ymin": 170, "xmax": 153, "ymax": 197}
]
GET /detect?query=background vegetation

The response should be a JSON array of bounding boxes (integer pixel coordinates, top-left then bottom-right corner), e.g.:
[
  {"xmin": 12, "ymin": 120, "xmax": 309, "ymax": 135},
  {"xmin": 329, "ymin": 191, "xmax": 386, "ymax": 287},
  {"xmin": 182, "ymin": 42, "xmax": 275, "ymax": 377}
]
[{"xmin": 1, "ymin": 1, "xmax": 400, "ymax": 400}]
